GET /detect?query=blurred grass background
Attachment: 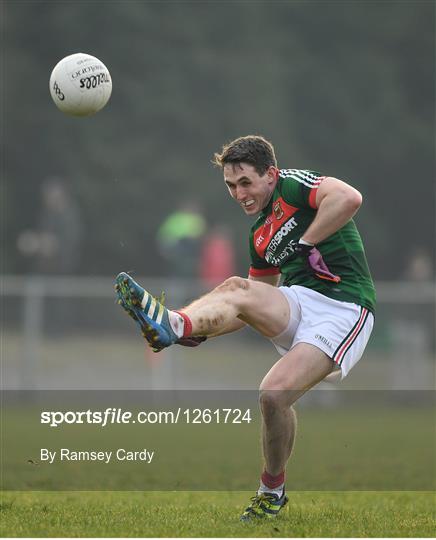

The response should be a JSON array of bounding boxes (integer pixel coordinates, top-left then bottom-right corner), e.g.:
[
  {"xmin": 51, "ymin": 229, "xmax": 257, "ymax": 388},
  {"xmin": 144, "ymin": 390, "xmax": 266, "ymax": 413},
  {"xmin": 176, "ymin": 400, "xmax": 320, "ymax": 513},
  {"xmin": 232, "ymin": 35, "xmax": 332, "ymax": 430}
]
[{"xmin": 3, "ymin": 397, "xmax": 434, "ymax": 491}]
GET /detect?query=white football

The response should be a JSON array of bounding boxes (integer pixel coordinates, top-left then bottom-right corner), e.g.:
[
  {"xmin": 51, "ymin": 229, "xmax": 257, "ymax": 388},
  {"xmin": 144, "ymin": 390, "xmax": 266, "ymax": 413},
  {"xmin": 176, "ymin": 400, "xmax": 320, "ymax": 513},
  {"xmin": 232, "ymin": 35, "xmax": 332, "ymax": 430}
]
[{"xmin": 49, "ymin": 53, "xmax": 112, "ymax": 117}]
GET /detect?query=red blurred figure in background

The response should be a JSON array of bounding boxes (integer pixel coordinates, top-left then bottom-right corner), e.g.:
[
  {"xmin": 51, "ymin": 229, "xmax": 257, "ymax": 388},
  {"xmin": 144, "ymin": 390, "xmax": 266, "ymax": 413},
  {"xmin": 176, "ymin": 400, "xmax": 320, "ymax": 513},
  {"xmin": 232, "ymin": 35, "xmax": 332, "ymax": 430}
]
[{"xmin": 200, "ymin": 225, "xmax": 236, "ymax": 289}]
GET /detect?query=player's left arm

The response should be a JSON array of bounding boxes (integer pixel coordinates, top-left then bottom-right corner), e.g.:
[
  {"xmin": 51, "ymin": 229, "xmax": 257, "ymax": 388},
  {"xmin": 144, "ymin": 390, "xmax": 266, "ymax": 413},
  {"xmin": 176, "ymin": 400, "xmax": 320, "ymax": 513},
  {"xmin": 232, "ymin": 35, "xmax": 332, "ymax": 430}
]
[{"xmin": 301, "ymin": 177, "xmax": 362, "ymax": 245}]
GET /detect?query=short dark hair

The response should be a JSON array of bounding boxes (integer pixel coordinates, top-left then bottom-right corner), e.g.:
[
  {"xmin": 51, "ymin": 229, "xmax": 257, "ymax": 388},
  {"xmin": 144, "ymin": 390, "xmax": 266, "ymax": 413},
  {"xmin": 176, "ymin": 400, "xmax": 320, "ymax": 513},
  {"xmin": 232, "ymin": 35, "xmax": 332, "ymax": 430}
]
[{"xmin": 212, "ymin": 135, "xmax": 277, "ymax": 175}]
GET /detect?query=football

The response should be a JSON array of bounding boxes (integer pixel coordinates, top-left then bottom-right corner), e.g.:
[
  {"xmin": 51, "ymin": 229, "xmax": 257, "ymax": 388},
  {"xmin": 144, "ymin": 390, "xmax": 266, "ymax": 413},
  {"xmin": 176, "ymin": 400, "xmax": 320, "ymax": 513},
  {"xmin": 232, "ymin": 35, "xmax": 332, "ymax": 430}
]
[{"xmin": 49, "ymin": 53, "xmax": 112, "ymax": 117}]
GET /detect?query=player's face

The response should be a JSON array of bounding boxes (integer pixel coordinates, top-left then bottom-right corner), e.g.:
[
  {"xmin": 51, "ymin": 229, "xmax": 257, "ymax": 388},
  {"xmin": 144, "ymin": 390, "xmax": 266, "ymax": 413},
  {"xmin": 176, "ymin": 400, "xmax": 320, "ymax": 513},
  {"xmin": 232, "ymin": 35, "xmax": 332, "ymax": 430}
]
[{"xmin": 224, "ymin": 163, "xmax": 278, "ymax": 216}]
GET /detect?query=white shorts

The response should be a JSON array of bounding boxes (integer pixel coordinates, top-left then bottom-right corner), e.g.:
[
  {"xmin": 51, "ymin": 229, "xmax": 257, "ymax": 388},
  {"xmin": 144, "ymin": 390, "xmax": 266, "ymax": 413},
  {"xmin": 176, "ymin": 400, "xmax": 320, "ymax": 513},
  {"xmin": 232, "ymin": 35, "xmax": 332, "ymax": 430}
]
[{"xmin": 271, "ymin": 285, "xmax": 374, "ymax": 380}]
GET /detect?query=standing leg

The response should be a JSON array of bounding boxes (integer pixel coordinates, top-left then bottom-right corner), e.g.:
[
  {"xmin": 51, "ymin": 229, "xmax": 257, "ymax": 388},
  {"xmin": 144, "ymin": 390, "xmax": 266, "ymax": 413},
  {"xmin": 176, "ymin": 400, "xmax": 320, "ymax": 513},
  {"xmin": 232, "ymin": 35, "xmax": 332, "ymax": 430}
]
[
  {"xmin": 240, "ymin": 343, "xmax": 333, "ymax": 521},
  {"xmin": 259, "ymin": 343, "xmax": 333, "ymax": 478}
]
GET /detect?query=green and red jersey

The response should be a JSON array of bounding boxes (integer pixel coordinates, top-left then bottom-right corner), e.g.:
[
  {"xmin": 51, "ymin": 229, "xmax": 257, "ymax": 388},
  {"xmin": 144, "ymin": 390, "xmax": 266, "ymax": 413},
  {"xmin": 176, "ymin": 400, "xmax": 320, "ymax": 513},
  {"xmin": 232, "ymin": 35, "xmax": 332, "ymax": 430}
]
[{"xmin": 248, "ymin": 169, "xmax": 376, "ymax": 313}]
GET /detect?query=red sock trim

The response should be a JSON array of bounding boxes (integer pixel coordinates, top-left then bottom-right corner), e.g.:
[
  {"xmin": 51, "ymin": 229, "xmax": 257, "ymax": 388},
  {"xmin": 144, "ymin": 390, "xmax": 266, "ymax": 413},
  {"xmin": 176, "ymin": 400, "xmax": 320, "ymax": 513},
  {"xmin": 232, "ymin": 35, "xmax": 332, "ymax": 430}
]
[
  {"xmin": 174, "ymin": 311, "xmax": 192, "ymax": 338},
  {"xmin": 261, "ymin": 470, "xmax": 285, "ymax": 489}
]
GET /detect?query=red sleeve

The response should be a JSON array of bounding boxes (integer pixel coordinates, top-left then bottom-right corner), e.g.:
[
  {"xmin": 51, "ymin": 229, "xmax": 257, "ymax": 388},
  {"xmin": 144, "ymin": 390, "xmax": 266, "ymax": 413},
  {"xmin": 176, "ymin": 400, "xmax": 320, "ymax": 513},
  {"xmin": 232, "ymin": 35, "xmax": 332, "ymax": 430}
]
[
  {"xmin": 308, "ymin": 176, "xmax": 327, "ymax": 209},
  {"xmin": 248, "ymin": 266, "xmax": 281, "ymax": 278}
]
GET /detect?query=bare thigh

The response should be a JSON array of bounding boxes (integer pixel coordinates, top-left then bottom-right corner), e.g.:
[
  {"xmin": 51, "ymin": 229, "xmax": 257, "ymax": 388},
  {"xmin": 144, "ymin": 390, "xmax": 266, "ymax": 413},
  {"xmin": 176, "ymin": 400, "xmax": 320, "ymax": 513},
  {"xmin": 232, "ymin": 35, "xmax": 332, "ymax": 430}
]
[{"xmin": 234, "ymin": 278, "xmax": 291, "ymax": 337}]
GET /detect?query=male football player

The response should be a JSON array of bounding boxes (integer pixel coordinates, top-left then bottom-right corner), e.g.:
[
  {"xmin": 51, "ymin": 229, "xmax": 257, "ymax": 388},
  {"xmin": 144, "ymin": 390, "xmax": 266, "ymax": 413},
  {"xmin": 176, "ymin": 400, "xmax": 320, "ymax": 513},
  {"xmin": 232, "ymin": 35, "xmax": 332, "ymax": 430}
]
[{"xmin": 115, "ymin": 135, "xmax": 375, "ymax": 521}]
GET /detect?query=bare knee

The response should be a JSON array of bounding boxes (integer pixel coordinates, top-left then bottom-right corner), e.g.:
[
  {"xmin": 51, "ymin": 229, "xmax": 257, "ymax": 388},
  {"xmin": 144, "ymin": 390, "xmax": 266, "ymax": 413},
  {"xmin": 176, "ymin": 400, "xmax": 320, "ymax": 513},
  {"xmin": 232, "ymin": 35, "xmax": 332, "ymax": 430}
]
[
  {"xmin": 216, "ymin": 276, "xmax": 249, "ymax": 293},
  {"xmin": 259, "ymin": 389, "xmax": 292, "ymax": 415},
  {"xmin": 214, "ymin": 277, "xmax": 251, "ymax": 308},
  {"xmin": 259, "ymin": 387, "xmax": 301, "ymax": 416}
]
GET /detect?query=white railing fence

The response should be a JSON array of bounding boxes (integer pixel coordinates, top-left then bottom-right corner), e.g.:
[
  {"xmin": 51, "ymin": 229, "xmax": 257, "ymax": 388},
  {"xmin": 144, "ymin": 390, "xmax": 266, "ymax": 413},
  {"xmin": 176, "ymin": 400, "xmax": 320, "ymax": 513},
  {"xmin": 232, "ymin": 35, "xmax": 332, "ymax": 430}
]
[{"xmin": 1, "ymin": 275, "xmax": 435, "ymax": 390}]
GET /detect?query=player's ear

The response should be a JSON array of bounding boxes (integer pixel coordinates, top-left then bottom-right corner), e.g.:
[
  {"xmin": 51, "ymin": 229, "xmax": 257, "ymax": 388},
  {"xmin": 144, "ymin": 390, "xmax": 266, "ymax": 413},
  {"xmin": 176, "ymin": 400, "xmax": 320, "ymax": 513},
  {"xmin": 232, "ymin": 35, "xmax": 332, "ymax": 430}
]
[{"xmin": 266, "ymin": 166, "xmax": 279, "ymax": 183}]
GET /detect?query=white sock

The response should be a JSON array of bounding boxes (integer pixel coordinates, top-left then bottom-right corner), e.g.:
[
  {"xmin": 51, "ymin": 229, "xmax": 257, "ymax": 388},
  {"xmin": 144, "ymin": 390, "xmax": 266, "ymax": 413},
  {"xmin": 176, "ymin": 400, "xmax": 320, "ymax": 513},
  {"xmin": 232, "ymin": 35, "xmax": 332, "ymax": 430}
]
[
  {"xmin": 168, "ymin": 311, "xmax": 185, "ymax": 338},
  {"xmin": 258, "ymin": 481, "xmax": 285, "ymax": 498}
]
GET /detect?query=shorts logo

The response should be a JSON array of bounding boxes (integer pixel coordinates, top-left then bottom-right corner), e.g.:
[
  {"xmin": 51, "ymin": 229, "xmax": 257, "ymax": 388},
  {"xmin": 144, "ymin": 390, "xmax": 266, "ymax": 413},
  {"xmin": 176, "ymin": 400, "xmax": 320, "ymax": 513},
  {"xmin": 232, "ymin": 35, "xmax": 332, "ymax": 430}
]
[
  {"xmin": 315, "ymin": 334, "xmax": 333, "ymax": 349},
  {"xmin": 273, "ymin": 201, "xmax": 284, "ymax": 220}
]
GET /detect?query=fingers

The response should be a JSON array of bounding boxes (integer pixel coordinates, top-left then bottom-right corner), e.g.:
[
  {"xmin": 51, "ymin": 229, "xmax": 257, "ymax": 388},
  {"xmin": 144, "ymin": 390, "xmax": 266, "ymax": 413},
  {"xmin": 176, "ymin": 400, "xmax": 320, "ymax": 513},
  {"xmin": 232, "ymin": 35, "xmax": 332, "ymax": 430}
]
[
  {"xmin": 314, "ymin": 271, "xmax": 341, "ymax": 283},
  {"xmin": 307, "ymin": 248, "xmax": 341, "ymax": 282}
]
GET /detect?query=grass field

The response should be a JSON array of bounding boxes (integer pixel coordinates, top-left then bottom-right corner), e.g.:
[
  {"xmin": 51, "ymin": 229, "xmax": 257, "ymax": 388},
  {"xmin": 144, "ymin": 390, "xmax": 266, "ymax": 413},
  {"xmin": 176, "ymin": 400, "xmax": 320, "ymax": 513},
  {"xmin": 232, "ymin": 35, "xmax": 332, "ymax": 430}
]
[{"xmin": 1, "ymin": 490, "xmax": 435, "ymax": 537}]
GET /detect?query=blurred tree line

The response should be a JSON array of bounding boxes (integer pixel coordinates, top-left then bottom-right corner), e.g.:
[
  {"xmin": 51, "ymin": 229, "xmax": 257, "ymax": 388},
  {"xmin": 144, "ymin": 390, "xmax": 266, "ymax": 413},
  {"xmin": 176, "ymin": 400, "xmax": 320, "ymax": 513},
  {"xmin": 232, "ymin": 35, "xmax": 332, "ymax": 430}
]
[{"xmin": 3, "ymin": 0, "xmax": 434, "ymax": 280}]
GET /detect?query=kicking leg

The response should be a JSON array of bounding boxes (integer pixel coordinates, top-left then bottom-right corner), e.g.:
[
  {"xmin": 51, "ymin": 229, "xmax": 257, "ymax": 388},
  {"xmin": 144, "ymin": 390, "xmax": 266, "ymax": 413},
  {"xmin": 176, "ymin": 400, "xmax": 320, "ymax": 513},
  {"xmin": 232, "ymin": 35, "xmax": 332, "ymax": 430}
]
[
  {"xmin": 182, "ymin": 276, "xmax": 290, "ymax": 338},
  {"xmin": 115, "ymin": 273, "xmax": 290, "ymax": 349}
]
